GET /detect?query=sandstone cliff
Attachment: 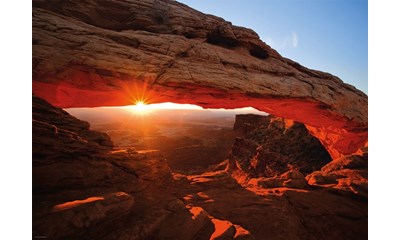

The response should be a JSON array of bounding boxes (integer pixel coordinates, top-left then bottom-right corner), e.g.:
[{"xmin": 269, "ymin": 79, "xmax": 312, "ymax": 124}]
[
  {"xmin": 32, "ymin": 0, "xmax": 367, "ymax": 159},
  {"xmin": 32, "ymin": 95, "xmax": 367, "ymax": 239},
  {"xmin": 33, "ymin": 95, "xmax": 256, "ymax": 239},
  {"xmin": 229, "ymin": 114, "xmax": 332, "ymax": 178}
]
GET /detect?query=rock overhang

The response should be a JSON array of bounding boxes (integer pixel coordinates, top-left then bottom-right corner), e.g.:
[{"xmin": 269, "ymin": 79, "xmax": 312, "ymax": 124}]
[{"xmin": 32, "ymin": 0, "xmax": 367, "ymax": 159}]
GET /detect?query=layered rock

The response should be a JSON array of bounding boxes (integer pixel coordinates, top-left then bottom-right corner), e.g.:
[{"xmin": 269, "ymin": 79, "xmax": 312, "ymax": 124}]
[
  {"xmin": 155, "ymin": 204, "xmax": 254, "ymax": 240},
  {"xmin": 175, "ymin": 169, "xmax": 367, "ymax": 240},
  {"xmin": 33, "ymin": 95, "xmax": 173, "ymax": 239},
  {"xmin": 32, "ymin": 0, "xmax": 367, "ymax": 158},
  {"xmin": 32, "ymin": 95, "xmax": 367, "ymax": 239},
  {"xmin": 306, "ymin": 150, "xmax": 368, "ymax": 198},
  {"xmin": 35, "ymin": 192, "xmax": 135, "ymax": 239},
  {"xmin": 229, "ymin": 114, "xmax": 332, "ymax": 178},
  {"xmin": 248, "ymin": 170, "xmax": 309, "ymax": 189},
  {"xmin": 33, "ymin": 95, "xmax": 256, "ymax": 239}
]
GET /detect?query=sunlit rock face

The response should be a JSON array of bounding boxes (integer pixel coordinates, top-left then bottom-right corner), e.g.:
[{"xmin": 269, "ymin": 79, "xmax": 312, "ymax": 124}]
[
  {"xmin": 32, "ymin": 0, "xmax": 367, "ymax": 159},
  {"xmin": 33, "ymin": 94, "xmax": 261, "ymax": 239},
  {"xmin": 306, "ymin": 150, "xmax": 368, "ymax": 198},
  {"xmin": 229, "ymin": 114, "xmax": 332, "ymax": 178},
  {"xmin": 33, "ymin": 95, "xmax": 171, "ymax": 239},
  {"xmin": 32, "ymin": 95, "xmax": 367, "ymax": 239}
]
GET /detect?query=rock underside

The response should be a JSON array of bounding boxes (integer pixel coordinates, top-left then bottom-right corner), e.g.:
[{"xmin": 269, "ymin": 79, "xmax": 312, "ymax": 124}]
[
  {"xmin": 33, "ymin": 95, "xmax": 367, "ymax": 239},
  {"xmin": 32, "ymin": 0, "xmax": 367, "ymax": 238},
  {"xmin": 32, "ymin": 0, "xmax": 367, "ymax": 159}
]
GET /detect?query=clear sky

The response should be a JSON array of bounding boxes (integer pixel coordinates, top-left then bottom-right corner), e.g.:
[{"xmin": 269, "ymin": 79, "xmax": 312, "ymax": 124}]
[{"xmin": 177, "ymin": 0, "xmax": 368, "ymax": 94}]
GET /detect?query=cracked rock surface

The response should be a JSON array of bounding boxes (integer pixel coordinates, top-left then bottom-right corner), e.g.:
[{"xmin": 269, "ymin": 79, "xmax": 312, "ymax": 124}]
[{"xmin": 32, "ymin": 0, "xmax": 367, "ymax": 158}]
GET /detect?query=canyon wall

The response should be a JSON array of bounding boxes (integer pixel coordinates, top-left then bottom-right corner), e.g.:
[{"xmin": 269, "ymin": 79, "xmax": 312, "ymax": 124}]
[
  {"xmin": 229, "ymin": 114, "xmax": 332, "ymax": 178},
  {"xmin": 228, "ymin": 113, "xmax": 367, "ymax": 198},
  {"xmin": 32, "ymin": 95, "xmax": 367, "ymax": 239},
  {"xmin": 33, "ymin": 95, "xmax": 264, "ymax": 239},
  {"xmin": 33, "ymin": 95, "xmax": 169, "ymax": 238}
]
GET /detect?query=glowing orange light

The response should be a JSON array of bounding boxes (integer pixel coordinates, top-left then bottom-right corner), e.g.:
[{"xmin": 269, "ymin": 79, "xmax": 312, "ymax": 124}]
[
  {"xmin": 133, "ymin": 100, "xmax": 146, "ymax": 110},
  {"xmin": 52, "ymin": 196, "xmax": 104, "ymax": 212},
  {"xmin": 130, "ymin": 99, "xmax": 152, "ymax": 114}
]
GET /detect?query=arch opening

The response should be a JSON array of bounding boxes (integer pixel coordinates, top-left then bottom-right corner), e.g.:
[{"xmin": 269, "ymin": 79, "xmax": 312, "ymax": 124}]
[
  {"xmin": 64, "ymin": 101, "xmax": 332, "ymax": 177},
  {"xmin": 33, "ymin": 80, "xmax": 367, "ymax": 160},
  {"xmin": 32, "ymin": 0, "xmax": 367, "ymax": 160},
  {"xmin": 32, "ymin": 0, "xmax": 368, "ymax": 238}
]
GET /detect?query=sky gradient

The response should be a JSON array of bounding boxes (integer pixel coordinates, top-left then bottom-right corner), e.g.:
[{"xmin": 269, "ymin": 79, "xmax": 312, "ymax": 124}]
[{"xmin": 178, "ymin": 0, "xmax": 368, "ymax": 94}]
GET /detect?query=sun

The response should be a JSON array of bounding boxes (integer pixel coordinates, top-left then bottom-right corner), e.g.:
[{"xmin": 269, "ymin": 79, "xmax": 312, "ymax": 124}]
[
  {"xmin": 130, "ymin": 100, "xmax": 151, "ymax": 114},
  {"xmin": 133, "ymin": 101, "xmax": 146, "ymax": 111}
]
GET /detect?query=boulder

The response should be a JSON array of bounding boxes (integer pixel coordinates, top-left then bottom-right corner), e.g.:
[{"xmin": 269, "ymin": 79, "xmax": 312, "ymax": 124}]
[
  {"xmin": 306, "ymin": 152, "xmax": 368, "ymax": 197},
  {"xmin": 210, "ymin": 219, "xmax": 237, "ymax": 240},
  {"xmin": 33, "ymin": 192, "xmax": 134, "ymax": 239}
]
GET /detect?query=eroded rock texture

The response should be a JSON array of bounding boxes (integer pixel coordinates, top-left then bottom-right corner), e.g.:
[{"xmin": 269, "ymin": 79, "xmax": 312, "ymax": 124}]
[
  {"xmin": 229, "ymin": 114, "xmax": 332, "ymax": 178},
  {"xmin": 32, "ymin": 95, "xmax": 367, "ymax": 239},
  {"xmin": 32, "ymin": 0, "xmax": 367, "ymax": 159},
  {"xmin": 176, "ymin": 169, "xmax": 367, "ymax": 240},
  {"xmin": 306, "ymin": 150, "xmax": 368, "ymax": 198},
  {"xmin": 33, "ymin": 95, "xmax": 255, "ymax": 239}
]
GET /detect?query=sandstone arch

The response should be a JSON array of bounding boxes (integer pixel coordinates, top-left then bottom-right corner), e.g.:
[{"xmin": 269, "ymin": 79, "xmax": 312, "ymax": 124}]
[{"xmin": 32, "ymin": 0, "xmax": 367, "ymax": 159}]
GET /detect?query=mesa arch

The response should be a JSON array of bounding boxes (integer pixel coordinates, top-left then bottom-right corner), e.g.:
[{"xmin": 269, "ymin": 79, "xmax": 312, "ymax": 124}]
[{"xmin": 32, "ymin": 0, "xmax": 367, "ymax": 159}]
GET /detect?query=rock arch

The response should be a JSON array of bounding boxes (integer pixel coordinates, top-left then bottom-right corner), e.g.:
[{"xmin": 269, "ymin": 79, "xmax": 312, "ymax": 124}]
[{"xmin": 32, "ymin": 0, "xmax": 367, "ymax": 159}]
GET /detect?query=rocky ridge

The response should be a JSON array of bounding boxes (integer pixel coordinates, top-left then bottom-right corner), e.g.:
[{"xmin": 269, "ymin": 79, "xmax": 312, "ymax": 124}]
[
  {"xmin": 33, "ymin": 95, "xmax": 367, "ymax": 239},
  {"xmin": 33, "ymin": 95, "xmax": 254, "ymax": 239},
  {"xmin": 229, "ymin": 114, "xmax": 332, "ymax": 178},
  {"xmin": 228, "ymin": 113, "xmax": 367, "ymax": 200}
]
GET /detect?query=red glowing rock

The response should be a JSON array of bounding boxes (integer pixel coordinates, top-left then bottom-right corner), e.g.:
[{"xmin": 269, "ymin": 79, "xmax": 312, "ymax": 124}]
[{"xmin": 32, "ymin": 0, "xmax": 367, "ymax": 158}]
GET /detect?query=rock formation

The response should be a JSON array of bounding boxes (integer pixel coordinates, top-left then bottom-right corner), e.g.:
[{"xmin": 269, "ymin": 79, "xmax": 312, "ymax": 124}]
[
  {"xmin": 33, "ymin": 94, "xmax": 168, "ymax": 238},
  {"xmin": 32, "ymin": 0, "xmax": 367, "ymax": 159},
  {"xmin": 248, "ymin": 170, "xmax": 310, "ymax": 190},
  {"xmin": 306, "ymin": 150, "xmax": 368, "ymax": 198},
  {"xmin": 228, "ymin": 113, "xmax": 367, "ymax": 199},
  {"xmin": 176, "ymin": 169, "xmax": 367, "ymax": 240},
  {"xmin": 33, "ymin": 95, "xmax": 257, "ymax": 239},
  {"xmin": 32, "ymin": 0, "xmax": 368, "ymax": 238},
  {"xmin": 32, "ymin": 94, "xmax": 367, "ymax": 239},
  {"xmin": 229, "ymin": 114, "xmax": 332, "ymax": 178}
]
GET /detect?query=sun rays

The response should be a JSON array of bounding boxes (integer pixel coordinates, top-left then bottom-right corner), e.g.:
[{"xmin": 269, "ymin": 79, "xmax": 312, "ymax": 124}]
[{"xmin": 130, "ymin": 100, "xmax": 152, "ymax": 115}]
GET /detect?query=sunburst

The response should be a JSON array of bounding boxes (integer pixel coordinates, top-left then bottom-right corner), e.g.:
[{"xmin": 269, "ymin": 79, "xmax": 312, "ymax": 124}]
[{"xmin": 130, "ymin": 100, "xmax": 152, "ymax": 114}]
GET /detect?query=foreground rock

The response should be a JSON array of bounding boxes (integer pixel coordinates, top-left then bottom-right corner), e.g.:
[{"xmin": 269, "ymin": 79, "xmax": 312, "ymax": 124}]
[
  {"xmin": 175, "ymin": 170, "xmax": 367, "ymax": 240},
  {"xmin": 248, "ymin": 170, "xmax": 309, "ymax": 189},
  {"xmin": 33, "ymin": 95, "xmax": 254, "ymax": 239},
  {"xmin": 32, "ymin": 0, "xmax": 367, "ymax": 158},
  {"xmin": 306, "ymin": 151, "xmax": 368, "ymax": 198},
  {"xmin": 33, "ymin": 95, "xmax": 174, "ymax": 239},
  {"xmin": 229, "ymin": 114, "xmax": 332, "ymax": 178},
  {"xmin": 33, "ymin": 95, "xmax": 367, "ymax": 239},
  {"xmin": 34, "ymin": 192, "xmax": 134, "ymax": 239}
]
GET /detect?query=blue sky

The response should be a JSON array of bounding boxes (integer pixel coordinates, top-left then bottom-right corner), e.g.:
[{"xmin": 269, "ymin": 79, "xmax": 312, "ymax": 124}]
[{"xmin": 178, "ymin": 0, "xmax": 368, "ymax": 94}]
